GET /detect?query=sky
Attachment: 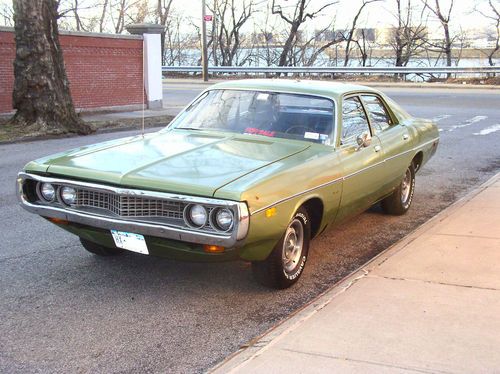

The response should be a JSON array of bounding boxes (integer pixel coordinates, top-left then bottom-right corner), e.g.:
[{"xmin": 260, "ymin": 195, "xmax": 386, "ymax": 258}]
[
  {"xmin": 175, "ymin": 0, "xmax": 489, "ymax": 35},
  {"xmin": 0, "ymin": 0, "xmax": 494, "ymax": 37}
]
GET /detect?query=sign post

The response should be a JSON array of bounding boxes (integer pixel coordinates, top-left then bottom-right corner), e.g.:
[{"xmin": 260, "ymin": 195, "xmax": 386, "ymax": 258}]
[{"xmin": 201, "ymin": 0, "xmax": 208, "ymax": 82}]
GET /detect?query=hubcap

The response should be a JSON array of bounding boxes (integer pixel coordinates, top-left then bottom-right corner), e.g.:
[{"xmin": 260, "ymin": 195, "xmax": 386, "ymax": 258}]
[
  {"xmin": 401, "ymin": 168, "xmax": 412, "ymax": 204},
  {"xmin": 282, "ymin": 219, "xmax": 304, "ymax": 274}
]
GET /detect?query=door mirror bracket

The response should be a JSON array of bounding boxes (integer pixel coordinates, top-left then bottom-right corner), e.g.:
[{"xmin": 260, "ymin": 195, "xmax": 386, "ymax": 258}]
[{"xmin": 356, "ymin": 132, "xmax": 372, "ymax": 151}]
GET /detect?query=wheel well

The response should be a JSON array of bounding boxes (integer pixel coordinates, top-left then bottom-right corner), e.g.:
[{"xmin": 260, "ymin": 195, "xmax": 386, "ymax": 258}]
[
  {"xmin": 301, "ymin": 198, "xmax": 324, "ymax": 239},
  {"xmin": 412, "ymin": 152, "xmax": 423, "ymax": 172}
]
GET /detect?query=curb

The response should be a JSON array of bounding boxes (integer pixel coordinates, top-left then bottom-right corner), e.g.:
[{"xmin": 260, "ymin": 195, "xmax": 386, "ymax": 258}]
[
  {"xmin": 163, "ymin": 78, "xmax": 500, "ymax": 90},
  {"xmin": 209, "ymin": 171, "xmax": 500, "ymax": 373},
  {"xmin": 0, "ymin": 123, "xmax": 169, "ymax": 146}
]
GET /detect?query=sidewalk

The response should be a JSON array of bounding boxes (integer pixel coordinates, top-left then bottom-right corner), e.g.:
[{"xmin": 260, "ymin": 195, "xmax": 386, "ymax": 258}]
[{"xmin": 212, "ymin": 173, "xmax": 500, "ymax": 374}]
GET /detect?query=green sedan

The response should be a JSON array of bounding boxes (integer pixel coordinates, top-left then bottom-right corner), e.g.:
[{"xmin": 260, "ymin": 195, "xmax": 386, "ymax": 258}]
[{"xmin": 17, "ymin": 79, "xmax": 439, "ymax": 288}]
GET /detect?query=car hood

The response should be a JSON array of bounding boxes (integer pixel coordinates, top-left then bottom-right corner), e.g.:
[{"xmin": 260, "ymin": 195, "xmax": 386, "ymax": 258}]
[{"xmin": 27, "ymin": 130, "xmax": 310, "ymax": 197}]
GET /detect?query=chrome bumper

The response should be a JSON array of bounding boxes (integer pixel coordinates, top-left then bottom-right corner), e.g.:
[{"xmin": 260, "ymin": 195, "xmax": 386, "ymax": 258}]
[{"xmin": 17, "ymin": 173, "xmax": 249, "ymax": 248}]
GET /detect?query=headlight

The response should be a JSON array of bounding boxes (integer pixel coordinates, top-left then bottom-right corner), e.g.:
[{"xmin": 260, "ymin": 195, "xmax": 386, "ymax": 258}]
[
  {"xmin": 212, "ymin": 208, "xmax": 234, "ymax": 231},
  {"xmin": 60, "ymin": 186, "xmax": 77, "ymax": 205},
  {"xmin": 185, "ymin": 204, "xmax": 208, "ymax": 228},
  {"xmin": 40, "ymin": 183, "xmax": 56, "ymax": 202}
]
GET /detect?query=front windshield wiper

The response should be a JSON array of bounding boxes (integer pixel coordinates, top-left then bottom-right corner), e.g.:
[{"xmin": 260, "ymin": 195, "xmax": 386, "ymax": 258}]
[{"xmin": 176, "ymin": 127, "xmax": 203, "ymax": 131}]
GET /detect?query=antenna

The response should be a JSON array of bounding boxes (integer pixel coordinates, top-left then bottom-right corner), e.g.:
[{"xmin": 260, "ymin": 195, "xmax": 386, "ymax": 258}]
[{"xmin": 141, "ymin": 37, "xmax": 145, "ymax": 138}]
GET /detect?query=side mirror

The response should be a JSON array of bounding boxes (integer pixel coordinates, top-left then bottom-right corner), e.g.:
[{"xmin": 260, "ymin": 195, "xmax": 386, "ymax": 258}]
[{"xmin": 356, "ymin": 132, "xmax": 372, "ymax": 151}]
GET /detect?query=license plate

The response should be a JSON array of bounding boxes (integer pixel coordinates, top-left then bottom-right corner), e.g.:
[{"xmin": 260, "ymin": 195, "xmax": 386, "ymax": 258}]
[{"xmin": 110, "ymin": 230, "xmax": 149, "ymax": 255}]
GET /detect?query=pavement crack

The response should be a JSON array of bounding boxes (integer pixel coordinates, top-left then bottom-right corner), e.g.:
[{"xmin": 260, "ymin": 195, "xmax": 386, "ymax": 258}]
[
  {"xmin": 432, "ymin": 232, "xmax": 500, "ymax": 240},
  {"xmin": 280, "ymin": 348, "xmax": 455, "ymax": 374},
  {"xmin": 370, "ymin": 274, "xmax": 500, "ymax": 292}
]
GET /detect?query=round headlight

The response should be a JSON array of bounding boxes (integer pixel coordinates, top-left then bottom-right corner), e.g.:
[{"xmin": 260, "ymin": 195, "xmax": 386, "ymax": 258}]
[
  {"xmin": 61, "ymin": 186, "xmax": 77, "ymax": 205},
  {"xmin": 187, "ymin": 204, "xmax": 208, "ymax": 227},
  {"xmin": 214, "ymin": 208, "xmax": 234, "ymax": 231},
  {"xmin": 40, "ymin": 183, "xmax": 55, "ymax": 202}
]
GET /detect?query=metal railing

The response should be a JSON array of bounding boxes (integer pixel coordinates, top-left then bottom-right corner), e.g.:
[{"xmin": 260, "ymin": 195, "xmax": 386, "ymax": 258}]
[{"xmin": 162, "ymin": 65, "xmax": 499, "ymax": 75}]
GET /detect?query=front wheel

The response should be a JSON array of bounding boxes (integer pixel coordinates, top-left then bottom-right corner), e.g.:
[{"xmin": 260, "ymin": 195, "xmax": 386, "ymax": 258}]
[
  {"xmin": 381, "ymin": 163, "xmax": 415, "ymax": 215},
  {"xmin": 252, "ymin": 207, "xmax": 311, "ymax": 289}
]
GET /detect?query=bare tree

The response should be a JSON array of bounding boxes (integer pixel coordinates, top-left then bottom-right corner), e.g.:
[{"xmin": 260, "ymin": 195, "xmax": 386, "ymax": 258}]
[
  {"xmin": 209, "ymin": 0, "xmax": 255, "ymax": 66},
  {"xmin": 476, "ymin": 0, "xmax": 499, "ymax": 67},
  {"xmin": 422, "ymin": 0, "xmax": 454, "ymax": 68},
  {"xmin": 271, "ymin": 0, "xmax": 337, "ymax": 66},
  {"xmin": 254, "ymin": 3, "xmax": 282, "ymax": 66},
  {"xmin": 10, "ymin": 0, "xmax": 91, "ymax": 135},
  {"xmin": 98, "ymin": 0, "xmax": 108, "ymax": 32},
  {"xmin": 163, "ymin": 11, "xmax": 194, "ymax": 65},
  {"xmin": 0, "ymin": 2, "xmax": 14, "ymax": 26},
  {"xmin": 342, "ymin": 0, "xmax": 381, "ymax": 66},
  {"xmin": 155, "ymin": 0, "xmax": 173, "ymax": 65},
  {"xmin": 109, "ymin": 0, "xmax": 148, "ymax": 33},
  {"xmin": 352, "ymin": 29, "xmax": 376, "ymax": 66},
  {"xmin": 389, "ymin": 0, "xmax": 427, "ymax": 67}
]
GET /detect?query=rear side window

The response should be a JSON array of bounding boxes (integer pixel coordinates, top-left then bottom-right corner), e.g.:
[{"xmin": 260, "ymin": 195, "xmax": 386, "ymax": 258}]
[
  {"xmin": 341, "ymin": 97, "xmax": 370, "ymax": 145},
  {"xmin": 362, "ymin": 95, "xmax": 392, "ymax": 132}
]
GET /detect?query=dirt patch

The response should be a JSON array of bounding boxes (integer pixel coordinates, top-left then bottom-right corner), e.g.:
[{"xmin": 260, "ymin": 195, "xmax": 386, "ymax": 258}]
[
  {"xmin": 436, "ymin": 76, "xmax": 500, "ymax": 86},
  {"xmin": 479, "ymin": 158, "xmax": 500, "ymax": 174},
  {"xmin": 0, "ymin": 114, "xmax": 175, "ymax": 144}
]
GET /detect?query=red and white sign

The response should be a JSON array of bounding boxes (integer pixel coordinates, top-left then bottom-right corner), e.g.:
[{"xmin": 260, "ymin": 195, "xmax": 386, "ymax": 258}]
[{"xmin": 203, "ymin": 15, "xmax": 213, "ymax": 22}]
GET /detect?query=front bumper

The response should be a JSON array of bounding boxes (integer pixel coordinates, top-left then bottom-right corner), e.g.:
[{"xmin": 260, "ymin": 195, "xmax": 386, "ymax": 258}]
[{"xmin": 17, "ymin": 172, "xmax": 249, "ymax": 248}]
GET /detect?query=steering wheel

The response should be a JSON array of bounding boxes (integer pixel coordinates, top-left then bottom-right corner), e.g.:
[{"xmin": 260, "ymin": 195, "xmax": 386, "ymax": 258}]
[{"xmin": 284, "ymin": 125, "xmax": 312, "ymax": 135}]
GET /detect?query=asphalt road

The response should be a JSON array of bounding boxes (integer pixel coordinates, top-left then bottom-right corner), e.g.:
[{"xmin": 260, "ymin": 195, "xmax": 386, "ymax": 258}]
[{"xmin": 1, "ymin": 83, "xmax": 499, "ymax": 373}]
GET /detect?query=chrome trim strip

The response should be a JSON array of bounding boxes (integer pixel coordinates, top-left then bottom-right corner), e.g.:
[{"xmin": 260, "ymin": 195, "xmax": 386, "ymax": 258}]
[
  {"xmin": 250, "ymin": 137, "xmax": 439, "ymax": 215},
  {"xmin": 19, "ymin": 172, "xmax": 237, "ymax": 206},
  {"xmin": 17, "ymin": 172, "xmax": 248, "ymax": 247}
]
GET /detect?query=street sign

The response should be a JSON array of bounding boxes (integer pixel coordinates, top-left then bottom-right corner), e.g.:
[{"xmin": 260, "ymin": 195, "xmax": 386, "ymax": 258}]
[{"xmin": 204, "ymin": 15, "xmax": 213, "ymax": 22}]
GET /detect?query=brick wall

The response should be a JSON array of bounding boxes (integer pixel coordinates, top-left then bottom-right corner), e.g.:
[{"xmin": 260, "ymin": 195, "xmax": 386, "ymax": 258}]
[{"xmin": 0, "ymin": 27, "xmax": 144, "ymax": 114}]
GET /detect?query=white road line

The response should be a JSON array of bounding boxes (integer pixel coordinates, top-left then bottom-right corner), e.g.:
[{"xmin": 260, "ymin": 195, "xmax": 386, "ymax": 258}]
[
  {"xmin": 473, "ymin": 124, "xmax": 500, "ymax": 136},
  {"xmin": 448, "ymin": 115, "xmax": 488, "ymax": 132},
  {"xmin": 432, "ymin": 114, "xmax": 451, "ymax": 122}
]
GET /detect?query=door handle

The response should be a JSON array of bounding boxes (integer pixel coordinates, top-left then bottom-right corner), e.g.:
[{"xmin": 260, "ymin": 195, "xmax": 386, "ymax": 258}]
[
  {"xmin": 374, "ymin": 145, "xmax": 381, "ymax": 152},
  {"xmin": 403, "ymin": 134, "xmax": 409, "ymax": 140}
]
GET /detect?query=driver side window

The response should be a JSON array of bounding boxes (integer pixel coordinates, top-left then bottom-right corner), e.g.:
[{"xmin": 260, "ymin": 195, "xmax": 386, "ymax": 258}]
[{"xmin": 341, "ymin": 97, "xmax": 370, "ymax": 145}]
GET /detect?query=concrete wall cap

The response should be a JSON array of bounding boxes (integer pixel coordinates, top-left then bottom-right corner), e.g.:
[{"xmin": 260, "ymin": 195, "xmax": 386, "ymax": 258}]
[
  {"xmin": 126, "ymin": 23, "xmax": 165, "ymax": 35},
  {"xmin": 0, "ymin": 25, "xmax": 142, "ymax": 40}
]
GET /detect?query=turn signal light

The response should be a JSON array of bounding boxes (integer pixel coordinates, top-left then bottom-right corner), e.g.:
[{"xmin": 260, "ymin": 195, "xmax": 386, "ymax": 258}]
[
  {"xmin": 203, "ymin": 245, "xmax": 225, "ymax": 253},
  {"xmin": 48, "ymin": 217, "xmax": 69, "ymax": 225}
]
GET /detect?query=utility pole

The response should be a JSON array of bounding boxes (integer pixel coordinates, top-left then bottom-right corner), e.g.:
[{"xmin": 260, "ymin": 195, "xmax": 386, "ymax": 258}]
[{"xmin": 201, "ymin": 0, "xmax": 208, "ymax": 82}]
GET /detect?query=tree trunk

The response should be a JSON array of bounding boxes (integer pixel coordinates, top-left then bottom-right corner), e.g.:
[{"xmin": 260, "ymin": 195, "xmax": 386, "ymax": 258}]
[{"xmin": 9, "ymin": 0, "xmax": 91, "ymax": 135}]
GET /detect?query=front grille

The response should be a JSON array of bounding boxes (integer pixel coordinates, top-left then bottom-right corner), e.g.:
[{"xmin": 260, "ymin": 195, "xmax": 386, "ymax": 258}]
[{"xmin": 74, "ymin": 189, "xmax": 186, "ymax": 221}]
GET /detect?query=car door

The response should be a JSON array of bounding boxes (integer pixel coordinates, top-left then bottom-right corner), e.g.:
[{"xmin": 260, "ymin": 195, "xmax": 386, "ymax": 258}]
[
  {"xmin": 360, "ymin": 94, "xmax": 412, "ymax": 194},
  {"xmin": 334, "ymin": 95, "xmax": 385, "ymax": 224}
]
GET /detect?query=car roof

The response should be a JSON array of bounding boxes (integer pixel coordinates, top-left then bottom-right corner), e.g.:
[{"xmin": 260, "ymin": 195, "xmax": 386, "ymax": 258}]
[{"xmin": 209, "ymin": 79, "xmax": 380, "ymax": 100}]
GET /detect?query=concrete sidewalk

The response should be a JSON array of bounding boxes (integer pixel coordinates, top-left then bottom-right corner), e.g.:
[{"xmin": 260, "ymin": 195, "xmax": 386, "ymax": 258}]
[{"xmin": 212, "ymin": 173, "xmax": 500, "ymax": 374}]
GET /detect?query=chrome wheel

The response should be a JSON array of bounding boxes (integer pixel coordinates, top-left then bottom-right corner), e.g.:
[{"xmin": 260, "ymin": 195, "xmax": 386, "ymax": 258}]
[
  {"xmin": 401, "ymin": 168, "xmax": 412, "ymax": 204},
  {"xmin": 282, "ymin": 219, "xmax": 304, "ymax": 274}
]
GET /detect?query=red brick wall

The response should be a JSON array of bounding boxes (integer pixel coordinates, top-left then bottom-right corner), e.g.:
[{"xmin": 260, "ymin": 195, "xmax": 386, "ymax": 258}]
[{"xmin": 0, "ymin": 28, "xmax": 144, "ymax": 114}]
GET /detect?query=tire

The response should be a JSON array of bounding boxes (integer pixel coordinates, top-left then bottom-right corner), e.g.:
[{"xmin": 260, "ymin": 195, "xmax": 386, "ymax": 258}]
[
  {"xmin": 381, "ymin": 163, "xmax": 416, "ymax": 215},
  {"xmin": 80, "ymin": 238, "xmax": 125, "ymax": 256},
  {"xmin": 252, "ymin": 207, "xmax": 311, "ymax": 289}
]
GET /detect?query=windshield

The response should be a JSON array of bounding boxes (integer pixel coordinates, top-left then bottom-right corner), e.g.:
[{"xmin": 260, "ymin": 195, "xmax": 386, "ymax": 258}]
[{"xmin": 169, "ymin": 89, "xmax": 335, "ymax": 145}]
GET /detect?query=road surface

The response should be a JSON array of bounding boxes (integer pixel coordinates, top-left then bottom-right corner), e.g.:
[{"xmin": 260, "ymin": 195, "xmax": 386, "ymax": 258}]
[{"xmin": 0, "ymin": 82, "xmax": 499, "ymax": 373}]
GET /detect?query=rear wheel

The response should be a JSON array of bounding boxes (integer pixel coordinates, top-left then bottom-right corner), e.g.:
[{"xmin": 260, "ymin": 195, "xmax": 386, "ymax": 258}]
[
  {"xmin": 381, "ymin": 163, "xmax": 415, "ymax": 215},
  {"xmin": 252, "ymin": 207, "xmax": 311, "ymax": 289},
  {"xmin": 80, "ymin": 238, "xmax": 124, "ymax": 256}
]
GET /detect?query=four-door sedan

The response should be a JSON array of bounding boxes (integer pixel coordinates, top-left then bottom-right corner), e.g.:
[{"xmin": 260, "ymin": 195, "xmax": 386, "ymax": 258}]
[{"xmin": 17, "ymin": 79, "xmax": 439, "ymax": 288}]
